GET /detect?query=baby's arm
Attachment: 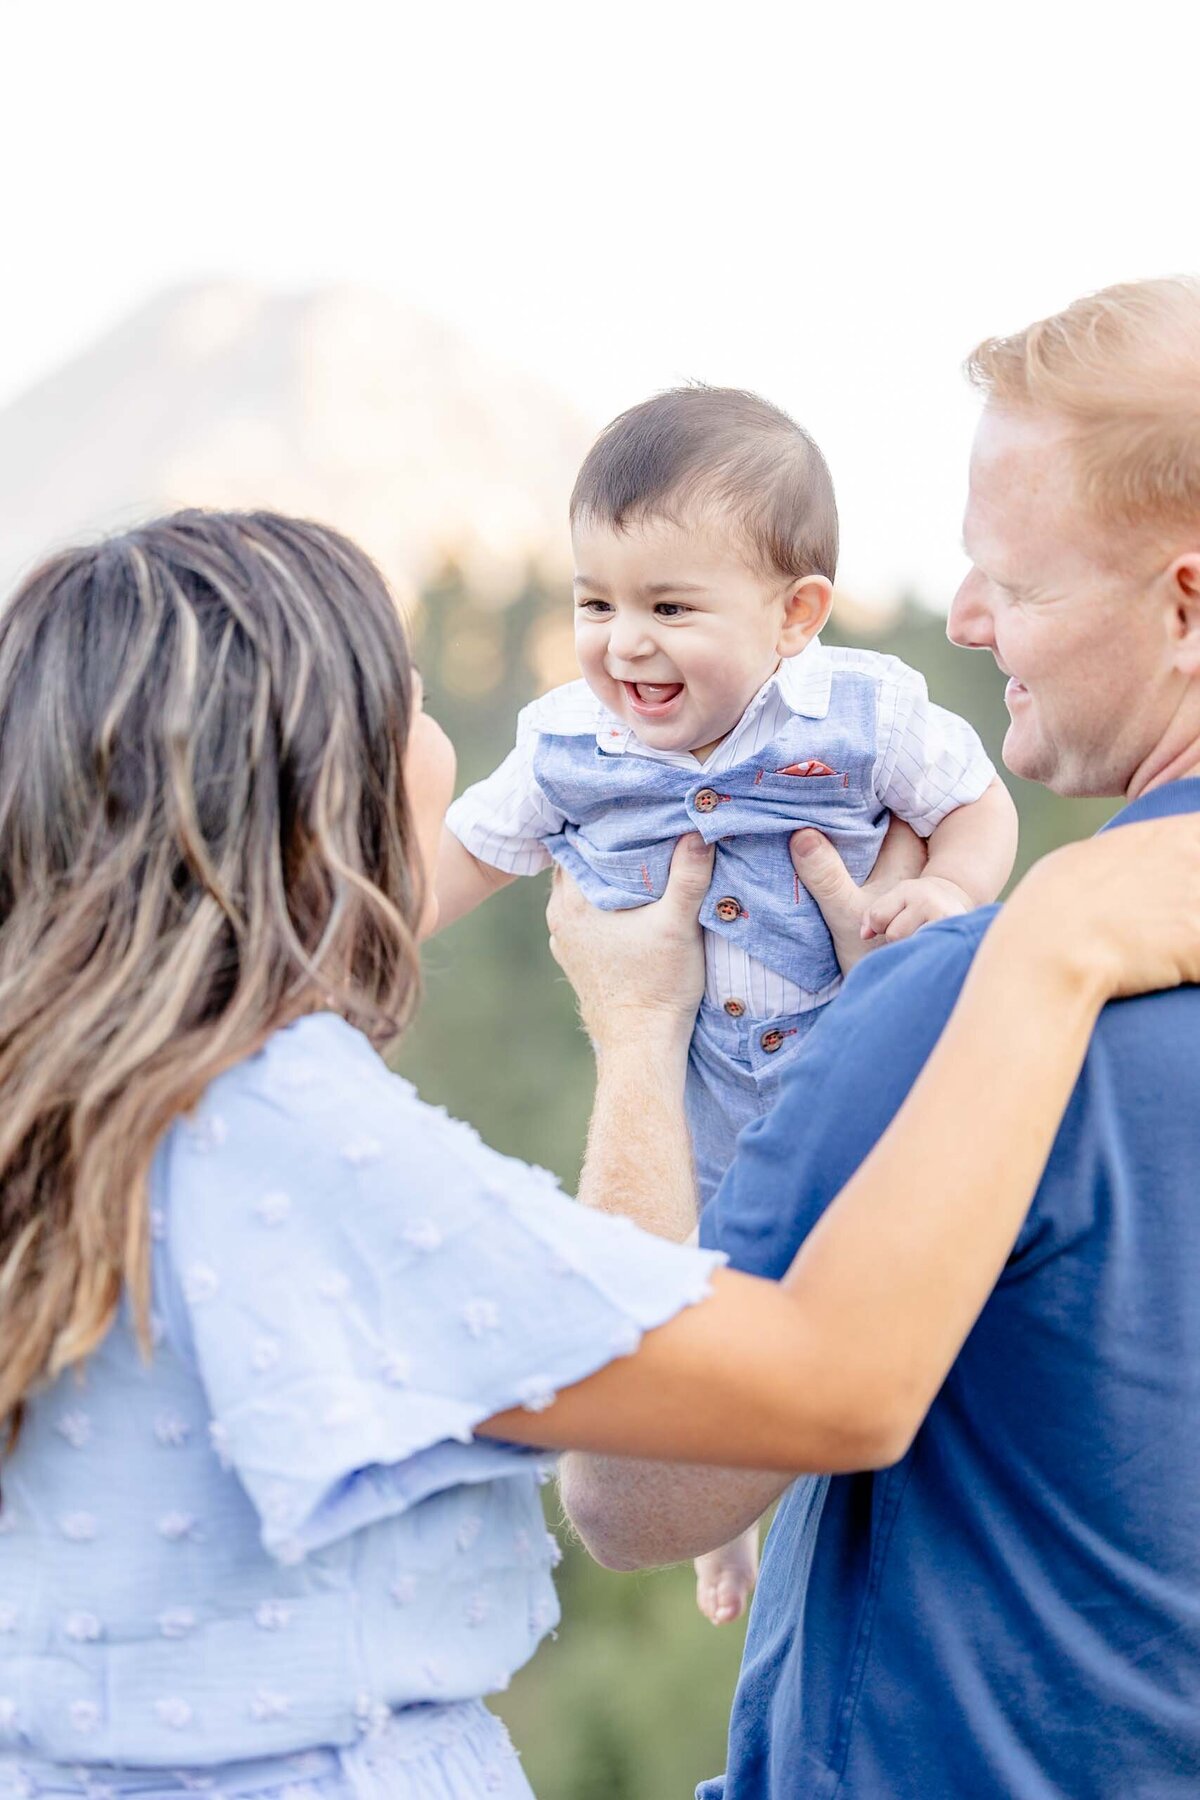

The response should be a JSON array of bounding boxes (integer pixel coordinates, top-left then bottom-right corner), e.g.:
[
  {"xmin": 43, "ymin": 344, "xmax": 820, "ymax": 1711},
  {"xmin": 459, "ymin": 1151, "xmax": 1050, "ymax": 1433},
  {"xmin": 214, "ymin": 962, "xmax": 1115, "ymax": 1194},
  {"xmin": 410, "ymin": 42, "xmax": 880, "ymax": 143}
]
[
  {"xmin": 863, "ymin": 777, "xmax": 1018, "ymax": 943},
  {"xmin": 434, "ymin": 829, "xmax": 517, "ymax": 932},
  {"xmin": 434, "ymin": 701, "xmax": 566, "ymax": 932}
]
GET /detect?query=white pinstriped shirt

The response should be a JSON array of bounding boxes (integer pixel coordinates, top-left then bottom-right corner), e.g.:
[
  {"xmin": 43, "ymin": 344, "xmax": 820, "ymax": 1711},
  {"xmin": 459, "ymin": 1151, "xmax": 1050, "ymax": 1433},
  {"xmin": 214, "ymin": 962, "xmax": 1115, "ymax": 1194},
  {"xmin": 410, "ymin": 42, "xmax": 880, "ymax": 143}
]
[{"xmin": 447, "ymin": 641, "xmax": 995, "ymax": 1019}]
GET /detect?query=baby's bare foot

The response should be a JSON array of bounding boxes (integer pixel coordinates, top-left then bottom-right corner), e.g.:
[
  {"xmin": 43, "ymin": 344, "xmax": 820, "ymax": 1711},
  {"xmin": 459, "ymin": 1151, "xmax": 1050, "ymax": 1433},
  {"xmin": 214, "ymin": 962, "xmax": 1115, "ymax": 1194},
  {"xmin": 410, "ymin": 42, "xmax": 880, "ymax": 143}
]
[{"xmin": 694, "ymin": 1525, "xmax": 759, "ymax": 1625}]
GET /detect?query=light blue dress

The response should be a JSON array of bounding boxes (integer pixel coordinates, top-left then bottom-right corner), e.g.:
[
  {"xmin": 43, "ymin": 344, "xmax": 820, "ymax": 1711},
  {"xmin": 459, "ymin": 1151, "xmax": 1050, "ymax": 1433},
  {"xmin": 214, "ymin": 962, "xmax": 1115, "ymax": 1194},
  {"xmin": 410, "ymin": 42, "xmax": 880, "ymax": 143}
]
[{"xmin": 0, "ymin": 1014, "xmax": 722, "ymax": 1799}]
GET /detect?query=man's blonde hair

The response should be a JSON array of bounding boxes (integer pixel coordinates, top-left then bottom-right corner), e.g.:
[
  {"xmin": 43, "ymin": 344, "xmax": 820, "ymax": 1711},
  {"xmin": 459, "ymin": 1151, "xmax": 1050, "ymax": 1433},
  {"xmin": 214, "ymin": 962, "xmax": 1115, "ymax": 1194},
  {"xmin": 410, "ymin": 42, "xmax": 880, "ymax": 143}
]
[{"xmin": 967, "ymin": 277, "xmax": 1200, "ymax": 535}]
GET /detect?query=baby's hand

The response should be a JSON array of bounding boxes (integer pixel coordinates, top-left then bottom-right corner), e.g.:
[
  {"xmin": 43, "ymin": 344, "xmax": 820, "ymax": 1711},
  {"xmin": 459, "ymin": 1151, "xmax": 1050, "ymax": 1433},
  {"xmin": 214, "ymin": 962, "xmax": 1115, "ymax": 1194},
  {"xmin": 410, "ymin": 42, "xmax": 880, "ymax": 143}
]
[{"xmin": 861, "ymin": 875, "xmax": 973, "ymax": 944}]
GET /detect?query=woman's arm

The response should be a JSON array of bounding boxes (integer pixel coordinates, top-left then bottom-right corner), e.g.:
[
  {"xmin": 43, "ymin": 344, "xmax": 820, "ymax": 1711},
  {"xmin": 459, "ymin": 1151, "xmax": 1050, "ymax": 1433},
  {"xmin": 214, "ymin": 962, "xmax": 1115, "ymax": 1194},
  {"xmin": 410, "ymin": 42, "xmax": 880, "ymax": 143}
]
[{"xmin": 480, "ymin": 817, "xmax": 1200, "ymax": 1470}]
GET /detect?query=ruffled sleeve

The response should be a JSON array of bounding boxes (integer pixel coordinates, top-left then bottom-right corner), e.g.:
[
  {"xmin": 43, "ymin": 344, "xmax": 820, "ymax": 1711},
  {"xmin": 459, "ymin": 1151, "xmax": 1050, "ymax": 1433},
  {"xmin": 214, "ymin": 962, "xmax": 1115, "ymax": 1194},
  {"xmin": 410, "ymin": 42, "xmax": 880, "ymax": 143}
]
[{"xmin": 159, "ymin": 1014, "xmax": 723, "ymax": 1561}]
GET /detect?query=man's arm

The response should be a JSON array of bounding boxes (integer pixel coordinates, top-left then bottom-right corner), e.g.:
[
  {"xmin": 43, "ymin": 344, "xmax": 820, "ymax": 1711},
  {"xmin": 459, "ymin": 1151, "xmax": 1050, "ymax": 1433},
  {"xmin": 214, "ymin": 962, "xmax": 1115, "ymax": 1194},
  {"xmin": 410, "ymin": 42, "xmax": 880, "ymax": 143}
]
[
  {"xmin": 555, "ymin": 830, "xmax": 977, "ymax": 1571},
  {"xmin": 549, "ymin": 834, "xmax": 793, "ymax": 1560}
]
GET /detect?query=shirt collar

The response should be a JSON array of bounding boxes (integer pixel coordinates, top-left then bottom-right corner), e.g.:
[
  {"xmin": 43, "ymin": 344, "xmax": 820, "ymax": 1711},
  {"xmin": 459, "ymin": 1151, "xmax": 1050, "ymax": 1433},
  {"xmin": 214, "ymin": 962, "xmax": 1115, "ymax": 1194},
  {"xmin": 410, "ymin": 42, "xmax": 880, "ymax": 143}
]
[
  {"xmin": 594, "ymin": 639, "xmax": 834, "ymax": 759},
  {"xmin": 1099, "ymin": 776, "xmax": 1200, "ymax": 830}
]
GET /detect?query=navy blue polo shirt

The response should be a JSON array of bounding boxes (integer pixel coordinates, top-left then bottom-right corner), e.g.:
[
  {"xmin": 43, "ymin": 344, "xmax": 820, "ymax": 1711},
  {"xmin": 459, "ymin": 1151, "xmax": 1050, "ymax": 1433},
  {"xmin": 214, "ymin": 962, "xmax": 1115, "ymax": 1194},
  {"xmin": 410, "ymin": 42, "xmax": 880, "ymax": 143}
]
[{"xmin": 698, "ymin": 780, "xmax": 1200, "ymax": 1799}]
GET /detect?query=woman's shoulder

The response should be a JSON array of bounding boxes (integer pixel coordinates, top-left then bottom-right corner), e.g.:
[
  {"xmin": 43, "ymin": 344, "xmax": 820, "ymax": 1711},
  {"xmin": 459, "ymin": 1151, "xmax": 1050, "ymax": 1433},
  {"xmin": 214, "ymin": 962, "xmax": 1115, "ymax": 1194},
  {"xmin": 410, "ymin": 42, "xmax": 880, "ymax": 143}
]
[{"xmin": 155, "ymin": 1012, "xmax": 554, "ymax": 1249}]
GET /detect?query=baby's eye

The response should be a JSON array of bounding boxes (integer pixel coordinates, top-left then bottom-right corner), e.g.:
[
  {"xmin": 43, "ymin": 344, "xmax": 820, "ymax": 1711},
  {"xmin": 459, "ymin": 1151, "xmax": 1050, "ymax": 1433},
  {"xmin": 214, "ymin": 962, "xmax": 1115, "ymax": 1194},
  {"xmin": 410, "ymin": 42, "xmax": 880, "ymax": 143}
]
[
  {"xmin": 653, "ymin": 602, "xmax": 691, "ymax": 618},
  {"xmin": 576, "ymin": 598, "xmax": 612, "ymax": 616}
]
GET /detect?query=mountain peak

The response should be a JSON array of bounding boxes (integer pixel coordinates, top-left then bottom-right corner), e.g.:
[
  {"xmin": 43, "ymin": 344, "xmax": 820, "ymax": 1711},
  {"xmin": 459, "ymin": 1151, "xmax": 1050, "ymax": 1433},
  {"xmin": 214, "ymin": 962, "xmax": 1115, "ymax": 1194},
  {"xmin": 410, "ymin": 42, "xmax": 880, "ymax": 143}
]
[{"xmin": 0, "ymin": 281, "xmax": 591, "ymax": 605}]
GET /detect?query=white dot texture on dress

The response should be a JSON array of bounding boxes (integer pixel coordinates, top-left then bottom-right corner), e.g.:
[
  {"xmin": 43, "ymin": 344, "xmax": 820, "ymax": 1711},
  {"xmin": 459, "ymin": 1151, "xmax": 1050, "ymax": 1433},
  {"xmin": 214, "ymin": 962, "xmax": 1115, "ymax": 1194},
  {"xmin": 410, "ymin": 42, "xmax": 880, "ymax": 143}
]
[
  {"xmin": 59, "ymin": 1513, "xmax": 97, "ymax": 1542},
  {"xmin": 516, "ymin": 1377, "xmax": 556, "ymax": 1413},
  {"xmin": 54, "ymin": 1411, "xmax": 92, "ymax": 1449},
  {"xmin": 208, "ymin": 1421, "xmax": 233, "ymax": 1470},
  {"xmin": 154, "ymin": 1414, "xmax": 190, "ymax": 1447},
  {"xmin": 64, "ymin": 1612, "xmax": 102, "ymax": 1642},
  {"xmin": 182, "ymin": 1264, "xmax": 219, "ymax": 1304},
  {"xmin": 341, "ymin": 1137, "xmax": 383, "ymax": 1167},
  {"xmin": 157, "ymin": 1512, "xmax": 201, "ymax": 1542},
  {"xmin": 401, "ymin": 1221, "xmax": 442, "ymax": 1253},
  {"xmin": 251, "ymin": 1338, "xmax": 281, "ymax": 1373},
  {"xmin": 461, "ymin": 1299, "xmax": 501, "ymax": 1339},
  {"xmin": 249, "ymin": 1691, "xmax": 291, "ymax": 1721},
  {"xmin": 154, "ymin": 1696, "xmax": 193, "ymax": 1729},
  {"xmin": 456, "ymin": 1514, "xmax": 483, "ymax": 1553},
  {"xmin": 69, "ymin": 1700, "xmax": 100, "ymax": 1734},
  {"xmin": 378, "ymin": 1350, "xmax": 411, "ymax": 1386},
  {"xmin": 255, "ymin": 1191, "xmax": 291, "ymax": 1226},
  {"xmin": 158, "ymin": 1608, "xmax": 197, "ymax": 1639},
  {"xmin": 186, "ymin": 1113, "xmax": 227, "ymax": 1153},
  {"xmin": 353, "ymin": 1694, "xmax": 389, "ymax": 1736},
  {"xmin": 254, "ymin": 1600, "xmax": 291, "ymax": 1631}
]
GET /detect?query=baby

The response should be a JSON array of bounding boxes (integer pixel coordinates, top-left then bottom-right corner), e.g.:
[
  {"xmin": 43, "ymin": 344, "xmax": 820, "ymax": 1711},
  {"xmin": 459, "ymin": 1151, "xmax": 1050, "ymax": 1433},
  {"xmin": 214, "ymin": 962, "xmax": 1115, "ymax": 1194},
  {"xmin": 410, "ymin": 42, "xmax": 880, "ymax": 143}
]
[{"xmin": 436, "ymin": 386, "xmax": 1018, "ymax": 1623}]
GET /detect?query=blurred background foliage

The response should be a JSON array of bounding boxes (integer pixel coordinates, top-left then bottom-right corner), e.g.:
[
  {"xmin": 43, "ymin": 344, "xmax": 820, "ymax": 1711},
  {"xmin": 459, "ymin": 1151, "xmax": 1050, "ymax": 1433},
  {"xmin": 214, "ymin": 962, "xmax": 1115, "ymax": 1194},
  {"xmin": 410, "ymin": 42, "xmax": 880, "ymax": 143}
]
[{"xmin": 398, "ymin": 570, "xmax": 1115, "ymax": 1799}]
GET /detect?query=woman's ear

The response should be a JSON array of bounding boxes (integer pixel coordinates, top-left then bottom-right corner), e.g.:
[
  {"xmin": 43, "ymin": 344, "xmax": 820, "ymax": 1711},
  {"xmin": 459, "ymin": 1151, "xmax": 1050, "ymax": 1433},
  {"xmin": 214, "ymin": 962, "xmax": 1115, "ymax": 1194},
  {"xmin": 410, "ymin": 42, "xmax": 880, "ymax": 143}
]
[{"xmin": 778, "ymin": 576, "xmax": 834, "ymax": 658}]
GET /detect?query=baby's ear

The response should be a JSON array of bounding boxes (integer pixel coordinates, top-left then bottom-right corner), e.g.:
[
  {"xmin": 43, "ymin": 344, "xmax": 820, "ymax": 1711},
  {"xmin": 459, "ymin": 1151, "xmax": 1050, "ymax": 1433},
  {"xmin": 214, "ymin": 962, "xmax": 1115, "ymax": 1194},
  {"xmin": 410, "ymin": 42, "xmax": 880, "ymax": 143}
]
[{"xmin": 778, "ymin": 575, "xmax": 833, "ymax": 656}]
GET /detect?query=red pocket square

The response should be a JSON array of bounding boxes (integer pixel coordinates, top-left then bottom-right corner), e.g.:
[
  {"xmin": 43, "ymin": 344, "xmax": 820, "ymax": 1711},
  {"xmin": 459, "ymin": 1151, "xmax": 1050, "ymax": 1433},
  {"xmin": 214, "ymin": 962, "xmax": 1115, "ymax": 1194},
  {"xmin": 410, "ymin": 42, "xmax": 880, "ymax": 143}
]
[{"xmin": 776, "ymin": 759, "xmax": 837, "ymax": 778}]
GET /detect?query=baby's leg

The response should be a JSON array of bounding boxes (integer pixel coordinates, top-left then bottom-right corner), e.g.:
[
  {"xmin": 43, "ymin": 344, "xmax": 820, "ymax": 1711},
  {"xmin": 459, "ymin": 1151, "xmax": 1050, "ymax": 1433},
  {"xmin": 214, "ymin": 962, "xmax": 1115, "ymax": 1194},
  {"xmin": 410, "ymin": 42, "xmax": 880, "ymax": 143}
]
[
  {"xmin": 683, "ymin": 1027, "xmax": 767, "ymax": 1622},
  {"xmin": 684, "ymin": 1024, "xmax": 756, "ymax": 1211},
  {"xmin": 695, "ymin": 1523, "xmax": 760, "ymax": 1626}
]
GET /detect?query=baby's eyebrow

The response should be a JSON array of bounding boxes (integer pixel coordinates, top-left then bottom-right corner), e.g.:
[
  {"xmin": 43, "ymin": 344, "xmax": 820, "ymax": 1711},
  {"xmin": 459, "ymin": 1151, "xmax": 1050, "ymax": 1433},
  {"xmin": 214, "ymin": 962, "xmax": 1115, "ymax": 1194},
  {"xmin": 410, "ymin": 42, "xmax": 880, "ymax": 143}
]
[
  {"xmin": 572, "ymin": 574, "xmax": 608, "ymax": 591},
  {"xmin": 640, "ymin": 581, "xmax": 708, "ymax": 597}
]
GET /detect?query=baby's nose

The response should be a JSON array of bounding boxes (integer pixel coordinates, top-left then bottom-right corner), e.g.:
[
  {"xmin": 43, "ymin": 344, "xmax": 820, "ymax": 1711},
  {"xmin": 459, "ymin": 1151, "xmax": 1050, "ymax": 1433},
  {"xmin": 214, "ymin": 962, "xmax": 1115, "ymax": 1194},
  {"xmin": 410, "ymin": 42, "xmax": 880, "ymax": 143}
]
[{"xmin": 606, "ymin": 617, "xmax": 657, "ymax": 661}]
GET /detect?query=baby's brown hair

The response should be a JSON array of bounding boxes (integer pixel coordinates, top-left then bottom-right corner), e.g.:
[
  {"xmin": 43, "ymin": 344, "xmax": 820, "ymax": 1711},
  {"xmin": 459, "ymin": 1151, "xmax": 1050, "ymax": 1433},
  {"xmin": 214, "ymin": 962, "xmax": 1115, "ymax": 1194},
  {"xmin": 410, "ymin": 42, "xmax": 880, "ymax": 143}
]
[{"xmin": 570, "ymin": 385, "xmax": 838, "ymax": 584}]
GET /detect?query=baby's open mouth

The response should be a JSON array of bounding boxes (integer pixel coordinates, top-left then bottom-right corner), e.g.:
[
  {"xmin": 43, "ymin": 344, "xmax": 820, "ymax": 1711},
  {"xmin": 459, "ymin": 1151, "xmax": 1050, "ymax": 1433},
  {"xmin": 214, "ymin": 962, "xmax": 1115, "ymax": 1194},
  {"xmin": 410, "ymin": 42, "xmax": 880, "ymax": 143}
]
[{"xmin": 623, "ymin": 680, "xmax": 684, "ymax": 713}]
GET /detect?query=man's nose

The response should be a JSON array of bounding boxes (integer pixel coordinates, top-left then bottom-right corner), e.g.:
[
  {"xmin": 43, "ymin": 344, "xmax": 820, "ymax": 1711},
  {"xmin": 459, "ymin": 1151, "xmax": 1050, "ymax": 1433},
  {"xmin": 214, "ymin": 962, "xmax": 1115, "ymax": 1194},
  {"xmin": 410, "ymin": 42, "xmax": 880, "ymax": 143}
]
[{"xmin": 947, "ymin": 571, "xmax": 994, "ymax": 650}]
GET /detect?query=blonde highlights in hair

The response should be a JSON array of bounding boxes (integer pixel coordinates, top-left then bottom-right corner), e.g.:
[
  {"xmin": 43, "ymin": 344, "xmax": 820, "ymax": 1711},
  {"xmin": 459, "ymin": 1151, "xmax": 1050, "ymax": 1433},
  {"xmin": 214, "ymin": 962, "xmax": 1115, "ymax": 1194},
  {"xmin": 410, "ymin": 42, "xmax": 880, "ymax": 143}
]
[
  {"xmin": 0, "ymin": 511, "xmax": 423, "ymax": 1433},
  {"xmin": 967, "ymin": 277, "xmax": 1200, "ymax": 536}
]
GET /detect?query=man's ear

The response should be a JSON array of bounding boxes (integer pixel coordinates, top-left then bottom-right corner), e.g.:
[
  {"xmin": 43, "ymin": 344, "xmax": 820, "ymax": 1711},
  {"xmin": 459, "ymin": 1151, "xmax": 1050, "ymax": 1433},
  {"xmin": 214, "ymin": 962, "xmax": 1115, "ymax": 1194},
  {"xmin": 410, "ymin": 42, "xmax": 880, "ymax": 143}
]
[
  {"xmin": 1164, "ymin": 553, "xmax": 1200, "ymax": 674},
  {"xmin": 778, "ymin": 576, "xmax": 834, "ymax": 657}
]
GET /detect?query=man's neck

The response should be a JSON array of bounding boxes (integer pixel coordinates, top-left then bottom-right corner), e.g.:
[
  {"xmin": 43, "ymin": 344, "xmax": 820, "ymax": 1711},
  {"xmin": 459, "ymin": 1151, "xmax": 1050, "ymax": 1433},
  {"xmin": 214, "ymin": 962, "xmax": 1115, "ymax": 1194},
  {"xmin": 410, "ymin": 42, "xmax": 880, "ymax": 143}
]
[{"xmin": 1127, "ymin": 742, "xmax": 1200, "ymax": 802}]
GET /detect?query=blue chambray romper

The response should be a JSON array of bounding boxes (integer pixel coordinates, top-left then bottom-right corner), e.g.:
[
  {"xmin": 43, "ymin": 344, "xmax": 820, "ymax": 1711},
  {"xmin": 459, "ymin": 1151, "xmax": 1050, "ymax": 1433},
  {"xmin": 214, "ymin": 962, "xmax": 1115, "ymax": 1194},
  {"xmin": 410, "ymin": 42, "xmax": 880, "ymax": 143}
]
[{"xmin": 0, "ymin": 1015, "xmax": 723, "ymax": 1800}]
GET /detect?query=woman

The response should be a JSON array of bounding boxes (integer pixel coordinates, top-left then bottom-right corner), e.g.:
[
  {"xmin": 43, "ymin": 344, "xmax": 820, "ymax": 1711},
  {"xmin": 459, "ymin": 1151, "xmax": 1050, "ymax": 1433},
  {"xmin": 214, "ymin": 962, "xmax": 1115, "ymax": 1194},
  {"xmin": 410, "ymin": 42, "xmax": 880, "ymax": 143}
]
[{"xmin": 0, "ymin": 510, "xmax": 1195, "ymax": 1800}]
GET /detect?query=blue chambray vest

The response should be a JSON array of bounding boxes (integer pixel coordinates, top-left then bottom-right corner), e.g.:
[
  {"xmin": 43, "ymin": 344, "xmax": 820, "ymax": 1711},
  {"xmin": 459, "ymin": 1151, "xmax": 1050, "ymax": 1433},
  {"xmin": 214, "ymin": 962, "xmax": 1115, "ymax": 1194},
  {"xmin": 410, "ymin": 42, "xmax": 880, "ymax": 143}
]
[{"xmin": 533, "ymin": 673, "xmax": 886, "ymax": 993}]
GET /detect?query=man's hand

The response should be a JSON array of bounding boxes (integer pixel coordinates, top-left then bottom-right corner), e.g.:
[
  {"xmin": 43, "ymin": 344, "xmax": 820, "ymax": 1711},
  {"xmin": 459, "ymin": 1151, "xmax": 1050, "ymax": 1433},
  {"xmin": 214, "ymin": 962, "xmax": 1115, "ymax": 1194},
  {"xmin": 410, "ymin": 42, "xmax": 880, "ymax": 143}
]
[
  {"xmin": 790, "ymin": 816, "xmax": 928, "ymax": 975},
  {"xmin": 546, "ymin": 833, "xmax": 716, "ymax": 1053}
]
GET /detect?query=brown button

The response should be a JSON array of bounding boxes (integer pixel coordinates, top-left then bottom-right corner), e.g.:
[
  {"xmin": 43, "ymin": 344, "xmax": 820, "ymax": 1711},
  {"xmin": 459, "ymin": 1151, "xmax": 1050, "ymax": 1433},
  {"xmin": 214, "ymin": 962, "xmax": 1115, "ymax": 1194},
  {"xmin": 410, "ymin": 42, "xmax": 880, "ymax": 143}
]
[
  {"xmin": 760, "ymin": 1029, "xmax": 785, "ymax": 1054},
  {"xmin": 723, "ymin": 998, "xmax": 746, "ymax": 1018},
  {"xmin": 693, "ymin": 787, "xmax": 720, "ymax": 813},
  {"xmin": 714, "ymin": 896, "xmax": 742, "ymax": 923}
]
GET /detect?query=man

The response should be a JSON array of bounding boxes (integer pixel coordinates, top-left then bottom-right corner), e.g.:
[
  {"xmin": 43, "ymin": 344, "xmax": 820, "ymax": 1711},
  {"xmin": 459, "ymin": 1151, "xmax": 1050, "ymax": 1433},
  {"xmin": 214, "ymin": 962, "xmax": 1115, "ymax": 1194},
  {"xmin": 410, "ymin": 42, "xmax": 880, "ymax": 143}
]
[{"xmin": 554, "ymin": 278, "xmax": 1200, "ymax": 1798}]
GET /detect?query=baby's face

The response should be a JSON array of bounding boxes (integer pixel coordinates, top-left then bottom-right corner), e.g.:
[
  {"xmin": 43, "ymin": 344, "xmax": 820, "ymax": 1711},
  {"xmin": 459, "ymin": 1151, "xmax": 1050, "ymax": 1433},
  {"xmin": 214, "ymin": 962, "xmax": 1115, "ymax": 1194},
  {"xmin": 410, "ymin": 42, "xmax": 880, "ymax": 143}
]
[{"xmin": 572, "ymin": 512, "xmax": 802, "ymax": 760}]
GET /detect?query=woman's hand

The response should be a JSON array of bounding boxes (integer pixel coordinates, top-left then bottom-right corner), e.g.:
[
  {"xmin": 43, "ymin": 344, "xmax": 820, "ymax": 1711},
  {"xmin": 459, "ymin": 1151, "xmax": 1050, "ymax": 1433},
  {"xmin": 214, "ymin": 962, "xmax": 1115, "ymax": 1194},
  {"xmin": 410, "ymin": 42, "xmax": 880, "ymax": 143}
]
[
  {"xmin": 1000, "ymin": 815, "xmax": 1200, "ymax": 1003},
  {"xmin": 545, "ymin": 834, "xmax": 716, "ymax": 1055}
]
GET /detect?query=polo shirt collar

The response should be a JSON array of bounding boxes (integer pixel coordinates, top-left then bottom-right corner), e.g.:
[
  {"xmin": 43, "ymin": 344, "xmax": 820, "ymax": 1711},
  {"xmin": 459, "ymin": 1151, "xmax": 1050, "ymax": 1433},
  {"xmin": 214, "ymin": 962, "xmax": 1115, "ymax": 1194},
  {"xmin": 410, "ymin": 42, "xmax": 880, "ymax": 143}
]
[
  {"xmin": 1100, "ymin": 776, "xmax": 1200, "ymax": 831},
  {"xmin": 593, "ymin": 639, "xmax": 834, "ymax": 756}
]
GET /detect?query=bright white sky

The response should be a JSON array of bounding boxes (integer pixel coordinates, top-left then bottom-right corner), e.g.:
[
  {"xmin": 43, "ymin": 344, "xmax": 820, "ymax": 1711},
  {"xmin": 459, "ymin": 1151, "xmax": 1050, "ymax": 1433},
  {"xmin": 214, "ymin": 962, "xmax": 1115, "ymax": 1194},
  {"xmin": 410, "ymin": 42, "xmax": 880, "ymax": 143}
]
[{"xmin": 1, "ymin": 0, "xmax": 1196, "ymax": 606}]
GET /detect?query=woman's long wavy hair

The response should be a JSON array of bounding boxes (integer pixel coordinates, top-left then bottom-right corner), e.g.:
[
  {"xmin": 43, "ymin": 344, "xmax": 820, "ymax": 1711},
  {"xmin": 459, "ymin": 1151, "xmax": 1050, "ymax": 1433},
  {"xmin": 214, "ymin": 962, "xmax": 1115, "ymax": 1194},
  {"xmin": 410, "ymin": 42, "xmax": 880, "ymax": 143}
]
[{"xmin": 0, "ymin": 510, "xmax": 424, "ymax": 1435}]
